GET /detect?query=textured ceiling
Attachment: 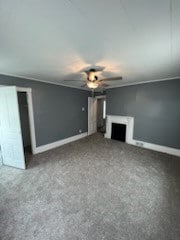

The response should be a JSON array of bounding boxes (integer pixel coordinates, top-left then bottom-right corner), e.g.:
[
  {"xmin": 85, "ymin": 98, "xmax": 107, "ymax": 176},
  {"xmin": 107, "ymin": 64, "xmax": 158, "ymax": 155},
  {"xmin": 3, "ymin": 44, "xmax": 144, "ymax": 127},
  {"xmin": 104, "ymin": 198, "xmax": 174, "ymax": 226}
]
[{"xmin": 0, "ymin": 0, "xmax": 180, "ymax": 90}]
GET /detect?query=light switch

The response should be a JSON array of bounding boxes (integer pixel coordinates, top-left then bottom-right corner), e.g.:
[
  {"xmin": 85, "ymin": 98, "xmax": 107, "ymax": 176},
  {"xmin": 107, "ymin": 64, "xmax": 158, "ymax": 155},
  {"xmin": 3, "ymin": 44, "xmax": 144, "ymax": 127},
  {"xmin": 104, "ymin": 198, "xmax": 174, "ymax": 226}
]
[{"xmin": 82, "ymin": 107, "xmax": 85, "ymax": 111}]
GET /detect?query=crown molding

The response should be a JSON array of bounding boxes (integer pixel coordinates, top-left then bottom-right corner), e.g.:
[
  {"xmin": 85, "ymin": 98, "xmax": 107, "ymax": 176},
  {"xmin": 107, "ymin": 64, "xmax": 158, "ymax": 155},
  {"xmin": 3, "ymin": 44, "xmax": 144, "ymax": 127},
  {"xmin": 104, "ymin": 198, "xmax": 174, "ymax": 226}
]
[
  {"xmin": 0, "ymin": 72, "xmax": 91, "ymax": 91},
  {"xmin": 105, "ymin": 76, "xmax": 180, "ymax": 89},
  {"xmin": 1, "ymin": 72, "xmax": 180, "ymax": 91}
]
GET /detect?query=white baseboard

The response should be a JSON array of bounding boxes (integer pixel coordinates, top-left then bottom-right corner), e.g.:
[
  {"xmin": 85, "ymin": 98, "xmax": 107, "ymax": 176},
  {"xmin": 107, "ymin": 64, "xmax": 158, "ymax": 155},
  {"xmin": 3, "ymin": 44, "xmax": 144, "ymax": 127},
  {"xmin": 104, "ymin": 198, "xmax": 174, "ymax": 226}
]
[
  {"xmin": 35, "ymin": 132, "xmax": 88, "ymax": 154},
  {"xmin": 131, "ymin": 139, "xmax": 180, "ymax": 157},
  {"xmin": 34, "ymin": 131, "xmax": 180, "ymax": 157}
]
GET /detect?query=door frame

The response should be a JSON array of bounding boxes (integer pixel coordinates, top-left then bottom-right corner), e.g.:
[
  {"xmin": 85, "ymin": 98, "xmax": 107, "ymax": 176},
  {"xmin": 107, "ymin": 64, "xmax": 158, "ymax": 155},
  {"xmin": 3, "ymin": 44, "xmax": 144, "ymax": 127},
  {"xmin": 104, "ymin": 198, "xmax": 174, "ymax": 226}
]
[
  {"xmin": 16, "ymin": 87, "xmax": 36, "ymax": 154},
  {"xmin": 95, "ymin": 95, "xmax": 106, "ymax": 100},
  {"xmin": 88, "ymin": 95, "xmax": 106, "ymax": 135},
  {"xmin": 88, "ymin": 97, "xmax": 97, "ymax": 135},
  {"xmin": 95, "ymin": 95, "xmax": 106, "ymax": 131}
]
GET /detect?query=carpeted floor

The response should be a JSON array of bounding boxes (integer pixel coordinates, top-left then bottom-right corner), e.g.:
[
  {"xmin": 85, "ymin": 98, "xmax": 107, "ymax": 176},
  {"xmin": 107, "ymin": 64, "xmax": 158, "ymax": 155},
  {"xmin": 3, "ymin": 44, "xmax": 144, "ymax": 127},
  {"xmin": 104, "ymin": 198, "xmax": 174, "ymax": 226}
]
[{"xmin": 0, "ymin": 133, "xmax": 180, "ymax": 240}]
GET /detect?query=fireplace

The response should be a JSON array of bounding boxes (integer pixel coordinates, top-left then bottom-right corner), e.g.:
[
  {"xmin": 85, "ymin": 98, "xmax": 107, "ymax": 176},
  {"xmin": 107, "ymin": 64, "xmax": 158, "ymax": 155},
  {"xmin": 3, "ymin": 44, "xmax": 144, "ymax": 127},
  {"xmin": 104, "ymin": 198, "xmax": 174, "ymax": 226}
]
[
  {"xmin": 105, "ymin": 115, "xmax": 134, "ymax": 144},
  {"xmin": 111, "ymin": 123, "xmax": 126, "ymax": 142}
]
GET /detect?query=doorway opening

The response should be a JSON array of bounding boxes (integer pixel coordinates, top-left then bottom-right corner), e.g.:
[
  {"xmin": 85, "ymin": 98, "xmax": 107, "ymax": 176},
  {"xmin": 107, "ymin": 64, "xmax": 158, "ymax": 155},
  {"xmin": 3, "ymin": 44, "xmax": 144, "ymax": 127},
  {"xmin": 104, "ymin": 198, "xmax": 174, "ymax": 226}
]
[
  {"xmin": 17, "ymin": 87, "xmax": 36, "ymax": 155},
  {"xmin": 88, "ymin": 95, "xmax": 106, "ymax": 136},
  {"xmin": 97, "ymin": 98, "xmax": 106, "ymax": 133},
  {"xmin": 16, "ymin": 87, "xmax": 36, "ymax": 167},
  {"xmin": 17, "ymin": 92, "xmax": 32, "ymax": 165}
]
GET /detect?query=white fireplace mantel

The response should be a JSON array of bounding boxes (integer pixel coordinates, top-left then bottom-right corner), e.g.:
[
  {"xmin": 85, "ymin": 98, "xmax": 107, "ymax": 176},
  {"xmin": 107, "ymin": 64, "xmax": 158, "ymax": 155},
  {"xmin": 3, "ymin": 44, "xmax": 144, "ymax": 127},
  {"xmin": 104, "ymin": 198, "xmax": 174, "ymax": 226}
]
[
  {"xmin": 104, "ymin": 115, "xmax": 180, "ymax": 157},
  {"xmin": 105, "ymin": 115, "xmax": 134, "ymax": 144}
]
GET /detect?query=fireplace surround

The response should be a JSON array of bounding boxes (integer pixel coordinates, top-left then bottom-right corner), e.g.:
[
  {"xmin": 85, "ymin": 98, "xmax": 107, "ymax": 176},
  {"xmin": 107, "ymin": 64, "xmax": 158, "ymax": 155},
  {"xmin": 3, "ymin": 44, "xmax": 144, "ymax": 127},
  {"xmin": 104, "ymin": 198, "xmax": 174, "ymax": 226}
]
[
  {"xmin": 104, "ymin": 115, "xmax": 180, "ymax": 157},
  {"xmin": 105, "ymin": 115, "xmax": 134, "ymax": 144}
]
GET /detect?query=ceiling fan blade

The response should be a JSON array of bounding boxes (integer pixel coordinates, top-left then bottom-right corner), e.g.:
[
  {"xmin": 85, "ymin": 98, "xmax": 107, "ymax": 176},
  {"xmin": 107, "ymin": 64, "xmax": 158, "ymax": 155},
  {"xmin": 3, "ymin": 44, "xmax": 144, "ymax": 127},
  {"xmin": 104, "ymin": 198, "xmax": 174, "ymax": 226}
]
[
  {"xmin": 81, "ymin": 84, "xmax": 87, "ymax": 87},
  {"xmin": 62, "ymin": 80, "xmax": 84, "ymax": 82},
  {"xmin": 100, "ymin": 83, "xmax": 110, "ymax": 87},
  {"xmin": 99, "ymin": 76, "xmax": 123, "ymax": 82}
]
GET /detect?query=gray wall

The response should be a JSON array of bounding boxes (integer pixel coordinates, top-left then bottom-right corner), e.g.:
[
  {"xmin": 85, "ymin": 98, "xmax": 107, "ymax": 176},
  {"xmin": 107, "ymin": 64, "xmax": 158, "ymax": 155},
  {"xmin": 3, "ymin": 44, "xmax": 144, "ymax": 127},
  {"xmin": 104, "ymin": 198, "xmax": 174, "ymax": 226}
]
[
  {"xmin": 95, "ymin": 91, "xmax": 106, "ymax": 97},
  {"xmin": 0, "ymin": 74, "xmax": 90, "ymax": 147},
  {"xmin": 106, "ymin": 79, "xmax": 180, "ymax": 149}
]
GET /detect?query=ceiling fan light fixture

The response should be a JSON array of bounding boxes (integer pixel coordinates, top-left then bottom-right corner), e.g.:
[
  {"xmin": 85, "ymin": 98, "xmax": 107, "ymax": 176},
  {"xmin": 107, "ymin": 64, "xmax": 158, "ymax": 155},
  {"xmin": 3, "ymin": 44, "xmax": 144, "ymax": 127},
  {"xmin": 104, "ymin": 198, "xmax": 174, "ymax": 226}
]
[
  {"xmin": 88, "ymin": 71, "xmax": 96, "ymax": 81},
  {"xmin": 87, "ymin": 81, "xmax": 98, "ymax": 89}
]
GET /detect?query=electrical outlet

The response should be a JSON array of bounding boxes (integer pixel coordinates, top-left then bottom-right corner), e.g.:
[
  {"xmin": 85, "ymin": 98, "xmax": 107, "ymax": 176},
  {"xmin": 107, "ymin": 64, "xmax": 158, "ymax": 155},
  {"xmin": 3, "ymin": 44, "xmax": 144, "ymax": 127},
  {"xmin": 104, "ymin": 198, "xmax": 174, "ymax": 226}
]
[
  {"xmin": 79, "ymin": 129, "xmax": 82, "ymax": 133},
  {"xmin": 82, "ymin": 107, "xmax": 85, "ymax": 111}
]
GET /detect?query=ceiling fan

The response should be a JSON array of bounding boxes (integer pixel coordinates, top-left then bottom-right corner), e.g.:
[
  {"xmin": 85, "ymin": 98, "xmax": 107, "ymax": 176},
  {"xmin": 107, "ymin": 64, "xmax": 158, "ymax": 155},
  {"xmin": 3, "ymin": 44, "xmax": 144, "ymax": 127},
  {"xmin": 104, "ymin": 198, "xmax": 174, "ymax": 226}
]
[{"xmin": 62, "ymin": 67, "xmax": 123, "ymax": 89}]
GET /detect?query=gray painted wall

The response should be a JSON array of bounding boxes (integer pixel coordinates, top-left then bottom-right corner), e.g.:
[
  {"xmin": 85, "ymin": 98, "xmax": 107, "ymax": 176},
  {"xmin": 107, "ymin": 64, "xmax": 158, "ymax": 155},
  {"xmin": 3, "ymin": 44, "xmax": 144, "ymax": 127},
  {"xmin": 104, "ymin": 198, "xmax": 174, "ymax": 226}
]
[
  {"xmin": 94, "ymin": 91, "xmax": 106, "ymax": 96},
  {"xmin": 0, "ymin": 74, "xmax": 90, "ymax": 147},
  {"xmin": 106, "ymin": 79, "xmax": 180, "ymax": 149}
]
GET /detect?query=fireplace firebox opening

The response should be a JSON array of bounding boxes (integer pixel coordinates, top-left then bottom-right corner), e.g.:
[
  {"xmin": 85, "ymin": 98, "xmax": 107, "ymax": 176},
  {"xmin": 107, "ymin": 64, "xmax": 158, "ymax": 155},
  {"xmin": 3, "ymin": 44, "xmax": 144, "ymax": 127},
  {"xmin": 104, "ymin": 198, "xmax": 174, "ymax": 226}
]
[{"xmin": 111, "ymin": 123, "xmax": 126, "ymax": 142}]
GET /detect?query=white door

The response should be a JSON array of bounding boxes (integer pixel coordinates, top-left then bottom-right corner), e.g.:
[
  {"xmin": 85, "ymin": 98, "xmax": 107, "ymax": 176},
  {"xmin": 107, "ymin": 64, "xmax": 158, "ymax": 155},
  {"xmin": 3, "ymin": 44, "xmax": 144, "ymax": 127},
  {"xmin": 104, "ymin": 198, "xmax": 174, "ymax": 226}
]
[
  {"xmin": 88, "ymin": 97, "xmax": 97, "ymax": 135},
  {"xmin": 0, "ymin": 86, "xmax": 25, "ymax": 169}
]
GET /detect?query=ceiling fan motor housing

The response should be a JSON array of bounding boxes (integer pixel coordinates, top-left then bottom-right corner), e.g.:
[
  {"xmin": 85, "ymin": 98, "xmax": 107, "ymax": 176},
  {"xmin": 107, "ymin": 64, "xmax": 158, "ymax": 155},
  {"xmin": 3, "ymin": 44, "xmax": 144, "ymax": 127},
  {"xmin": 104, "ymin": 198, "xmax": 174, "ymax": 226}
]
[
  {"xmin": 88, "ymin": 75, "xmax": 98, "ymax": 82},
  {"xmin": 87, "ymin": 69, "xmax": 98, "ymax": 82}
]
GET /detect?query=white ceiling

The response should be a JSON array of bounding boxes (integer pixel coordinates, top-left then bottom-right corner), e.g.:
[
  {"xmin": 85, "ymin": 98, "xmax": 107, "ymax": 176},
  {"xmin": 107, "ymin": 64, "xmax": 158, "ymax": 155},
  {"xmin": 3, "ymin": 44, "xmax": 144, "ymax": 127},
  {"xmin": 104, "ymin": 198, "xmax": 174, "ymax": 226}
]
[{"xmin": 0, "ymin": 0, "xmax": 180, "ymax": 90}]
